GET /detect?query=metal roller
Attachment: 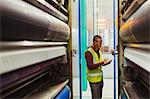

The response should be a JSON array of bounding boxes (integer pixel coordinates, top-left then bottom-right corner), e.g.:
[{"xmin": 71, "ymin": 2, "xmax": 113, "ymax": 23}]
[
  {"xmin": 46, "ymin": 13, "xmax": 70, "ymax": 41},
  {"xmin": 120, "ymin": 1, "xmax": 150, "ymax": 43},
  {"xmin": 0, "ymin": 0, "xmax": 70, "ymax": 41}
]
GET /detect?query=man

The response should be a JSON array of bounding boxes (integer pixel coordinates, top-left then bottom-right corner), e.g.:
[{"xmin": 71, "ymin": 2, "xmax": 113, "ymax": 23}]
[{"xmin": 85, "ymin": 35, "xmax": 111, "ymax": 99}]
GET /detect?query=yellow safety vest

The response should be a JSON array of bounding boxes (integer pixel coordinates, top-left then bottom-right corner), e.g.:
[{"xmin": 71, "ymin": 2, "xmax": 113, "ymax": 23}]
[{"xmin": 86, "ymin": 47, "xmax": 103, "ymax": 83}]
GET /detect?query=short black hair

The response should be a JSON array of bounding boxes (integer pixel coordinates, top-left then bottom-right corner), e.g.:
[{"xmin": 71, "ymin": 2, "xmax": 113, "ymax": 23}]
[{"xmin": 93, "ymin": 35, "xmax": 102, "ymax": 42}]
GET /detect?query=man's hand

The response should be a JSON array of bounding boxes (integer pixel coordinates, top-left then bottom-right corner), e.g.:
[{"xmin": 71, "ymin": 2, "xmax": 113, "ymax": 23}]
[{"xmin": 103, "ymin": 58, "xmax": 108, "ymax": 64}]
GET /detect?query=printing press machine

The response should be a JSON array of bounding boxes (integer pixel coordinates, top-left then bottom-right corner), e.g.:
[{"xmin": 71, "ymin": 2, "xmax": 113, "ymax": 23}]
[
  {"xmin": 119, "ymin": 0, "xmax": 150, "ymax": 98},
  {"xmin": 0, "ymin": 0, "xmax": 71, "ymax": 98}
]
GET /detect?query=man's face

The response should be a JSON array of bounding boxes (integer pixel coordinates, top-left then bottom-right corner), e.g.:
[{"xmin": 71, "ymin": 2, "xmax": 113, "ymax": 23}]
[{"xmin": 93, "ymin": 37, "xmax": 102, "ymax": 50}]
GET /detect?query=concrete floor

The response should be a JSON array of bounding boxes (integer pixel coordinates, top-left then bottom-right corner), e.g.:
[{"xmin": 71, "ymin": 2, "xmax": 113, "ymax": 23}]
[{"xmin": 73, "ymin": 78, "xmax": 118, "ymax": 99}]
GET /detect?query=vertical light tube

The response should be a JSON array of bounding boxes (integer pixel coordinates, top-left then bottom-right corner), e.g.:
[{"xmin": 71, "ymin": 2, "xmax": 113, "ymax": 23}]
[
  {"xmin": 93, "ymin": 0, "xmax": 97, "ymax": 35},
  {"xmin": 79, "ymin": 0, "xmax": 87, "ymax": 93}
]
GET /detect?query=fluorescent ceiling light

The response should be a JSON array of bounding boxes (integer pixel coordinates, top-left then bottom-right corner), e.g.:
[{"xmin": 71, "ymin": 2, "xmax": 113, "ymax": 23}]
[
  {"xmin": 98, "ymin": 27, "xmax": 105, "ymax": 28},
  {"xmin": 97, "ymin": 23, "xmax": 105, "ymax": 26},
  {"xmin": 97, "ymin": 19, "xmax": 106, "ymax": 22}
]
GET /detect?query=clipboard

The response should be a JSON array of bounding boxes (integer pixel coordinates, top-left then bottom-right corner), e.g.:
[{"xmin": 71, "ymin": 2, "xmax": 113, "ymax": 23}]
[{"xmin": 102, "ymin": 60, "xmax": 112, "ymax": 66}]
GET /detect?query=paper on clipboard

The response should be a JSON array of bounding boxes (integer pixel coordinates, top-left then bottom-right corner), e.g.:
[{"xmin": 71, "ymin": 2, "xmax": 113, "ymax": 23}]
[{"xmin": 102, "ymin": 59, "xmax": 112, "ymax": 66}]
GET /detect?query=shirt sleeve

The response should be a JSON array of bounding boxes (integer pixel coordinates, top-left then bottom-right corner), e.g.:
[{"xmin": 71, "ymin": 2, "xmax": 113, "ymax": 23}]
[{"xmin": 85, "ymin": 51, "xmax": 104, "ymax": 70}]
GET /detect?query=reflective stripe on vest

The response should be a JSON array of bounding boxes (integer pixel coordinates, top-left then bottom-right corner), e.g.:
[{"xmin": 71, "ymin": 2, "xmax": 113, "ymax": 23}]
[
  {"xmin": 87, "ymin": 72, "xmax": 102, "ymax": 77},
  {"xmin": 86, "ymin": 47, "xmax": 103, "ymax": 83}
]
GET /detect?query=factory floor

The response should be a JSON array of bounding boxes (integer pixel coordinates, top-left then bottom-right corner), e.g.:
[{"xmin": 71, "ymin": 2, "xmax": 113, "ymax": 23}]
[{"xmin": 73, "ymin": 78, "xmax": 118, "ymax": 99}]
